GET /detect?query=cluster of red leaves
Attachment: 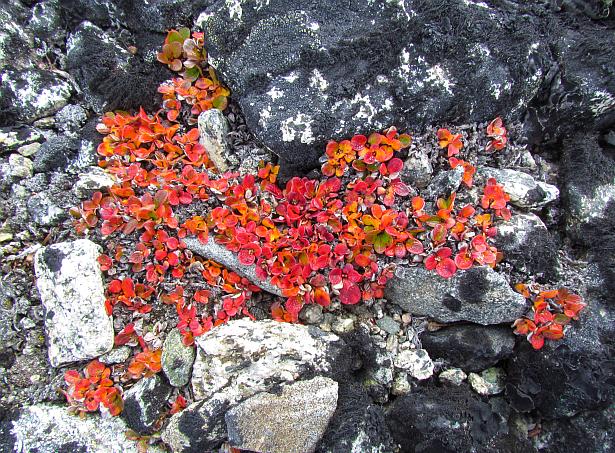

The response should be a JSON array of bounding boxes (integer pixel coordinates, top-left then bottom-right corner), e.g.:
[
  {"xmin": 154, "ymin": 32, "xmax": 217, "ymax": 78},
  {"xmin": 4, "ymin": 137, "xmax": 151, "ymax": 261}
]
[
  {"xmin": 157, "ymin": 28, "xmax": 229, "ymax": 124},
  {"xmin": 63, "ymin": 360, "xmax": 123, "ymax": 416},
  {"xmin": 512, "ymin": 284, "xmax": 587, "ymax": 349},
  {"xmin": 486, "ymin": 117, "xmax": 508, "ymax": 152}
]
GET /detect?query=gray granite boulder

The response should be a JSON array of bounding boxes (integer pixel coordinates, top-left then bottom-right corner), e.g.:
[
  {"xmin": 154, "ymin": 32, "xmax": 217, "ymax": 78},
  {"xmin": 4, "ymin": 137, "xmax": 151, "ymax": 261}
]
[
  {"xmin": 385, "ymin": 265, "xmax": 527, "ymax": 325},
  {"xmin": 122, "ymin": 375, "xmax": 172, "ymax": 435},
  {"xmin": 162, "ymin": 328, "xmax": 195, "ymax": 388},
  {"xmin": 225, "ymin": 377, "xmax": 338, "ymax": 453},
  {"xmin": 34, "ymin": 239, "xmax": 113, "ymax": 367}
]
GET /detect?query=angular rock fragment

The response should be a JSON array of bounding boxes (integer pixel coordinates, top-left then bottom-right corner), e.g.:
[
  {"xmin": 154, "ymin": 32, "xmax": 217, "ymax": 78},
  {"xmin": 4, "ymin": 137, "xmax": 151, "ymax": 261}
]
[
  {"xmin": 198, "ymin": 110, "xmax": 231, "ymax": 171},
  {"xmin": 478, "ymin": 167, "xmax": 558, "ymax": 209},
  {"xmin": 385, "ymin": 265, "xmax": 527, "ymax": 324},
  {"xmin": 393, "ymin": 349, "xmax": 434, "ymax": 380},
  {"xmin": 225, "ymin": 377, "xmax": 338, "ymax": 453},
  {"xmin": 183, "ymin": 237, "xmax": 283, "ymax": 296},
  {"xmin": 34, "ymin": 239, "xmax": 113, "ymax": 367}
]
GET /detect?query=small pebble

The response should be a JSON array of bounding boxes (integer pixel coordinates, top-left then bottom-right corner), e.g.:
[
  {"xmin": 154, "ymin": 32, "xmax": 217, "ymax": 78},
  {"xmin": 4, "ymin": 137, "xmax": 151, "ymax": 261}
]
[{"xmin": 439, "ymin": 368, "xmax": 467, "ymax": 386}]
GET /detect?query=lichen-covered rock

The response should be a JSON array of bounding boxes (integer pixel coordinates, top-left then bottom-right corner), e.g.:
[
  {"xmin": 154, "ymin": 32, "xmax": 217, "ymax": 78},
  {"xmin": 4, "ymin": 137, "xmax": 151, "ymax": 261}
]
[
  {"xmin": 420, "ymin": 324, "xmax": 515, "ymax": 373},
  {"xmin": 439, "ymin": 368, "xmax": 467, "ymax": 386},
  {"xmin": 55, "ymin": 104, "xmax": 88, "ymax": 132},
  {"xmin": 74, "ymin": 167, "xmax": 117, "ymax": 198},
  {"xmin": 393, "ymin": 349, "xmax": 434, "ymax": 380},
  {"xmin": 0, "ymin": 404, "xmax": 166, "ymax": 453},
  {"xmin": 198, "ymin": 110, "xmax": 231, "ymax": 171},
  {"xmin": 34, "ymin": 239, "xmax": 113, "ymax": 367},
  {"xmin": 7, "ymin": 154, "xmax": 32, "ymax": 179},
  {"xmin": 197, "ymin": 0, "xmax": 547, "ymax": 174},
  {"xmin": 183, "ymin": 237, "xmax": 283, "ymax": 296},
  {"xmin": 468, "ymin": 368, "xmax": 505, "ymax": 396},
  {"xmin": 191, "ymin": 318, "xmax": 346, "ymax": 401},
  {"xmin": 0, "ymin": 126, "xmax": 41, "ymax": 152},
  {"xmin": 385, "ymin": 265, "xmax": 527, "ymax": 325},
  {"xmin": 122, "ymin": 375, "xmax": 172, "ymax": 435},
  {"xmin": 27, "ymin": 192, "xmax": 65, "ymax": 226},
  {"xmin": 162, "ymin": 328, "xmax": 195, "ymax": 388},
  {"xmin": 494, "ymin": 213, "xmax": 559, "ymax": 279},
  {"xmin": 423, "ymin": 166, "xmax": 464, "ymax": 201},
  {"xmin": 32, "ymin": 134, "xmax": 78, "ymax": 173},
  {"xmin": 478, "ymin": 167, "xmax": 558, "ymax": 209},
  {"xmin": 225, "ymin": 377, "xmax": 338, "ymax": 453}
]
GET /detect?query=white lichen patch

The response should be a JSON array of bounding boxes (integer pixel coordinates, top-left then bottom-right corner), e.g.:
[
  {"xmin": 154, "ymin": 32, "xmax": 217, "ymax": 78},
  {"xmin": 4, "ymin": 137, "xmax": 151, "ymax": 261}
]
[
  {"xmin": 282, "ymin": 71, "xmax": 300, "ymax": 83},
  {"xmin": 309, "ymin": 68, "xmax": 329, "ymax": 92},
  {"xmin": 350, "ymin": 92, "xmax": 378, "ymax": 125},
  {"xmin": 280, "ymin": 113, "xmax": 315, "ymax": 144},
  {"xmin": 590, "ymin": 90, "xmax": 615, "ymax": 116},
  {"xmin": 308, "ymin": 22, "xmax": 320, "ymax": 31},
  {"xmin": 259, "ymin": 105, "xmax": 272, "ymax": 128},
  {"xmin": 490, "ymin": 80, "xmax": 511, "ymax": 100},
  {"xmin": 267, "ymin": 86, "xmax": 285, "ymax": 100},
  {"xmin": 425, "ymin": 64, "xmax": 455, "ymax": 95},
  {"xmin": 226, "ymin": 0, "xmax": 243, "ymax": 20},
  {"xmin": 462, "ymin": 0, "xmax": 491, "ymax": 8}
]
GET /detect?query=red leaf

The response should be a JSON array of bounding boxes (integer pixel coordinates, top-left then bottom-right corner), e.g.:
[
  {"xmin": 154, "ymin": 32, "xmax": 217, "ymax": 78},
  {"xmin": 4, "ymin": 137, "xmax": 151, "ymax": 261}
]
[{"xmin": 339, "ymin": 280, "xmax": 361, "ymax": 305}]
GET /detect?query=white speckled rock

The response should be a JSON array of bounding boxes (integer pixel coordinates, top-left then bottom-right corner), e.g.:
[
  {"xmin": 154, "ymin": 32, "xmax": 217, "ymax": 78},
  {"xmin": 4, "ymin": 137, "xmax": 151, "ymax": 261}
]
[
  {"xmin": 478, "ymin": 167, "xmax": 559, "ymax": 209},
  {"xmin": 225, "ymin": 377, "xmax": 339, "ymax": 453},
  {"xmin": 198, "ymin": 110, "xmax": 231, "ymax": 171},
  {"xmin": 8, "ymin": 154, "xmax": 33, "ymax": 179},
  {"xmin": 439, "ymin": 368, "xmax": 468, "ymax": 386},
  {"xmin": 191, "ymin": 319, "xmax": 345, "ymax": 401},
  {"xmin": 393, "ymin": 349, "xmax": 434, "ymax": 380},
  {"xmin": 0, "ymin": 404, "xmax": 165, "ymax": 453},
  {"xmin": 74, "ymin": 167, "xmax": 117, "ymax": 198},
  {"xmin": 122, "ymin": 375, "xmax": 172, "ymax": 435},
  {"xmin": 468, "ymin": 367, "xmax": 506, "ymax": 395},
  {"xmin": 162, "ymin": 328, "xmax": 196, "ymax": 387},
  {"xmin": 34, "ymin": 239, "xmax": 113, "ymax": 367}
]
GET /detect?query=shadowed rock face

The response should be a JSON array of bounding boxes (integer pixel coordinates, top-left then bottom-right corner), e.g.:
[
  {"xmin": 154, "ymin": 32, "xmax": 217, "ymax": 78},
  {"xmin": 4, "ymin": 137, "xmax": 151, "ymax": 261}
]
[{"xmin": 196, "ymin": 0, "xmax": 615, "ymax": 175}]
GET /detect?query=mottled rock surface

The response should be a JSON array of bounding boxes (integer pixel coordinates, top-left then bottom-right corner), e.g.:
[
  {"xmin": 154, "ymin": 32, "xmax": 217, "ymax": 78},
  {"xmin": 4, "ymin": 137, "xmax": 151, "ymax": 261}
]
[
  {"xmin": 393, "ymin": 349, "xmax": 434, "ymax": 381},
  {"xmin": 161, "ymin": 328, "xmax": 195, "ymax": 388},
  {"xmin": 198, "ymin": 109, "xmax": 231, "ymax": 171},
  {"xmin": 421, "ymin": 324, "xmax": 515, "ymax": 373},
  {"xmin": 385, "ymin": 265, "xmax": 527, "ymax": 324},
  {"xmin": 478, "ymin": 167, "xmax": 558, "ymax": 209},
  {"xmin": 34, "ymin": 239, "xmax": 113, "ymax": 367},
  {"xmin": 122, "ymin": 375, "xmax": 172, "ymax": 435},
  {"xmin": 0, "ymin": 404, "xmax": 165, "ymax": 453},
  {"xmin": 225, "ymin": 377, "xmax": 338, "ymax": 453}
]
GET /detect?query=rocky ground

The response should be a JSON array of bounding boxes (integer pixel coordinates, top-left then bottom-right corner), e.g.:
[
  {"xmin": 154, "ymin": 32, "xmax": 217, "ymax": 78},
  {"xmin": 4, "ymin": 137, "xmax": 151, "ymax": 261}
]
[{"xmin": 1, "ymin": 0, "xmax": 615, "ymax": 452}]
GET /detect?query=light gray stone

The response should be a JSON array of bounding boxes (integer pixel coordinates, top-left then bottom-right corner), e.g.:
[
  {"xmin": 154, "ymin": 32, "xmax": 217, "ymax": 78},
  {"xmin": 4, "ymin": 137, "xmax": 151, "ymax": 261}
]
[
  {"xmin": 162, "ymin": 328, "xmax": 196, "ymax": 387},
  {"xmin": 27, "ymin": 192, "xmax": 64, "ymax": 226},
  {"xmin": 55, "ymin": 104, "xmax": 88, "ymax": 131},
  {"xmin": 74, "ymin": 167, "xmax": 117, "ymax": 198},
  {"xmin": 0, "ymin": 127, "xmax": 41, "ymax": 152},
  {"xmin": 391, "ymin": 372, "xmax": 411, "ymax": 396},
  {"xmin": 478, "ymin": 167, "xmax": 559, "ymax": 209},
  {"xmin": 423, "ymin": 166, "xmax": 464, "ymax": 200},
  {"xmin": 122, "ymin": 375, "xmax": 172, "ymax": 435},
  {"xmin": 8, "ymin": 153, "xmax": 33, "ymax": 179},
  {"xmin": 225, "ymin": 377, "xmax": 339, "ymax": 453},
  {"xmin": 385, "ymin": 265, "xmax": 527, "ymax": 325},
  {"xmin": 468, "ymin": 367, "xmax": 506, "ymax": 395},
  {"xmin": 402, "ymin": 150, "xmax": 432, "ymax": 189},
  {"xmin": 98, "ymin": 346, "xmax": 131, "ymax": 365},
  {"xmin": 438, "ymin": 368, "xmax": 467, "ymax": 386},
  {"xmin": 191, "ymin": 319, "xmax": 345, "ymax": 401},
  {"xmin": 198, "ymin": 110, "xmax": 231, "ymax": 171},
  {"xmin": 34, "ymin": 239, "xmax": 113, "ymax": 367},
  {"xmin": 183, "ymin": 237, "xmax": 283, "ymax": 296},
  {"xmin": 331, "ymin": 317, "xmax": 355, "ymax": 334},
  {"xmin": 393, "ymin": 349, "xmax": 434, "ymax": 380},
  {"xmin": 299, "ymin": 303, "xmax": 324, "ymax": 324},
  {"xmin": 1, "ymin": 404, "xmax": 165, "ymax": 453},
  {"xmin": 17, "ymin": 142, "xmax": 41, "ymax": 157}
]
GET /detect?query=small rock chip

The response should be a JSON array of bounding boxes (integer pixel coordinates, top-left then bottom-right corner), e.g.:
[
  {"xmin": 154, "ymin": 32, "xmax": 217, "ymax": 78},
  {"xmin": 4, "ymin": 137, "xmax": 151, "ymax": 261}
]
[
  {"xmin": 74, "ymin": 167, "xmax": 117, "ymax": 198},
  {"xmin": 376, "ymin": 315, "xmax": 401, "ymax": 335},
  {"xmin": 17, "ymin": 142, "xmax": 41, "ymax": 157},
  {"xmin": 34, "ymin": 239, "xmax": 114, "ymax": 367},
  {"xmin": 99, "ymin": 346, "xmax": 131, "ymax": 365},
  {"xmin": 439, "ymin": 368, "xmax": 468, "ymax": 386},
  {"xmin": 332, "ymin": 317, "xmax": 355, "ymax": 334},
  {"xmin": 299, "ymin": 303, "xmax": 324, "ymax": 324},
  {"xmin": 225, "ymin": 377, "xmax": 339, "ymax": 453},
  {"xmin": 391, "ymin": 372, "xmax": 411, "ymax": 396},
  {"xmin": 468, "ymin": 367, "xmax": 506, "ymax": 395},
  {"xmin": 198, "ymin": 110, "xmax": 231, "ymax": 171},
  {"xmin": 123, "ymin": 375, "xmax": 173, "ymax": 435},
  {"xmin": 394, "ymin": 349, "xmax": 434, "ymax": 380},
  {"xmin": 8, "ymin": 154, "xmax": 33, "ymax": 179},
  {"xmin": 162, "ymin": 328, "xmax": 196, "ymax": 387},
  {"xmin": 423, "ymin": 166, "xmax": 464, "ymax": 200}
]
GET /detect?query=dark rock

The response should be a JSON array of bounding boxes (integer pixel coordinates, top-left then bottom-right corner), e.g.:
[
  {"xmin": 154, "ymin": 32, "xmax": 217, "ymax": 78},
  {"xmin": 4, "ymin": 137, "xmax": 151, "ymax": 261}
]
[
  {"xmin": 317, "ymin": 383, "xmax": 395, "ymax": 453},
  {"xmin": 28, "ymin": 0, "xmax": 65, "ymax": 46},
  {"xmin": 33, "ymin": 134, "xmax": 78, "ymax": 173},
  {"xmin": 122, "ymin": 375, "xmax": 172, "ymax": 435},
  {"xmin": 118, "ymin": 0, "xmax": 214, "ymax": 33},
  {"xmin": 538, "ymin": 406, "xmax": 615, "ymax": 453},
  {"xmin": 385, "ymin": 265, "xmax": 527, "ymax": 325},
  {"xmin": 0, "ymin": 1, "xmax": 36, "ymax": 72},
  {"xmin": 421, "ymin": 324, "xmax": 515, "ymax": 373},
  {"xmin": 55, "ymin": 104, "xmax": 88, "ymax": 132},
  {"xmin": 197, "ymin": 0, "xmax": 548, "ymax": 174},
  {"xmin": 386, "ymin": 386, "xmax": 525, "ymax": 453},
  {"xmin": 376, "ymin": 315, "xmax": 400, "ymax": 335},
  {"xmin": 422, "ymin": 167, "xmax": 463, "ymax": 201},
  {"xmin": 505, "ymin": 293, "xmax": 615, "ymax": 419},
  {"xmin": 494, "ymin": 213, "xmax": 559, "ymax": 280},
  {"xmin": 66, "ymin": 21, "xmax": 170, "ymax": 114},
  {"xmin": 0, "ymin": 68, "xmax": 73, "ymax": 124}
]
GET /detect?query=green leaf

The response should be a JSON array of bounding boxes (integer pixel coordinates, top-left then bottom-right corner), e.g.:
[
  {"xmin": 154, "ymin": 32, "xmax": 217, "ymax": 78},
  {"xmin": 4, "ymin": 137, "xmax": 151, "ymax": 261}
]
[
  {"xmin": 167, "ymin": 30, "xmax": 184, "ymax": 44},
  {"xmin": 212, "ymin": 95, "xmax": 228, "ymax": 110},
  {"xmin": 185, "ymin": 66, "xmax": 201, "ymax": 82},
  {"xmin": 178, "ymin": 27, "xmax": 191, "ymax": 41},
  {"xmin": 373, "ymin": 232, "xmax": 392, "ymax": 254}
]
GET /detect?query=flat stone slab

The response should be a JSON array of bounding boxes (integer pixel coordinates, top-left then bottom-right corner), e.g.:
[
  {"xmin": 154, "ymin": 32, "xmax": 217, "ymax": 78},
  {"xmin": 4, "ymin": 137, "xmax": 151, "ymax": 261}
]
[
  {"xmin": 34, "ymin": 239, "xmax": 113, "ymax": 367},
  {"xmin": 225, "ymin": 377, "xmax": 339, "ymax": 453},
  {"xmin": 385, "ymin": 265, "xmax": 527, "ymax": 325}
]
